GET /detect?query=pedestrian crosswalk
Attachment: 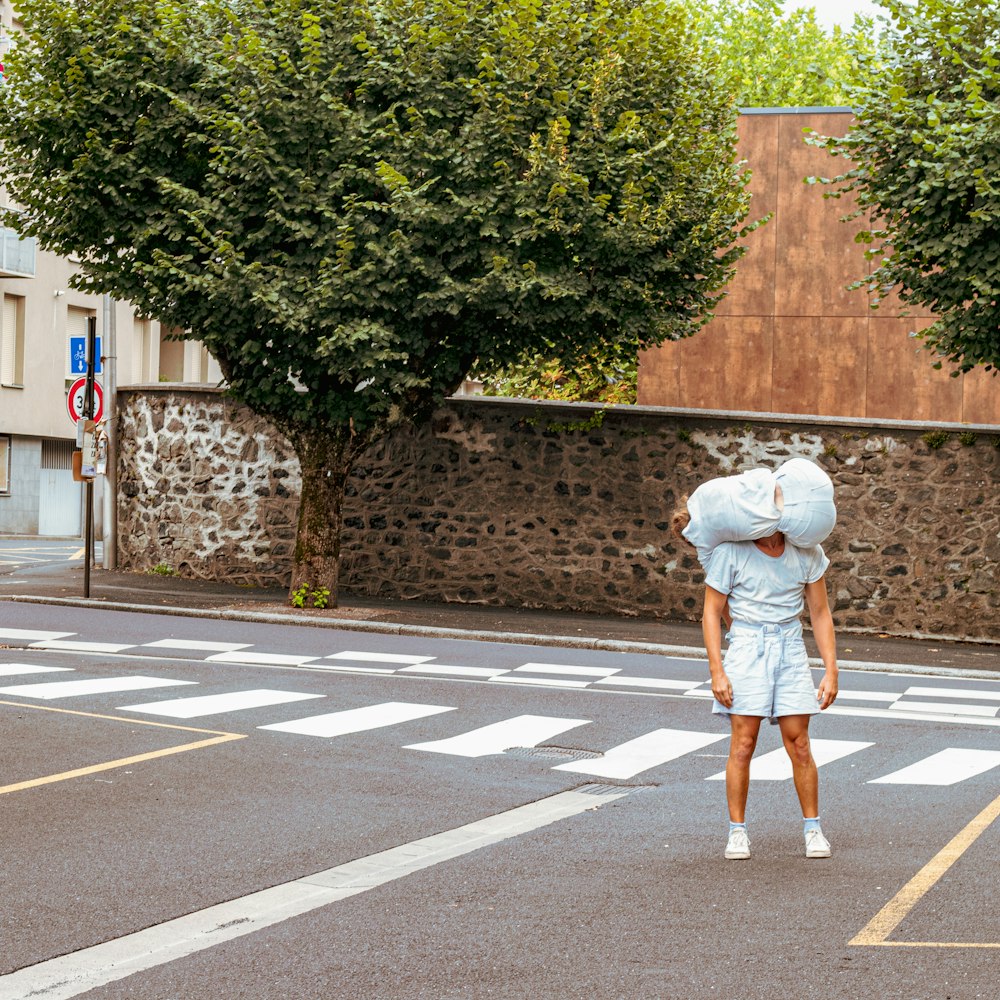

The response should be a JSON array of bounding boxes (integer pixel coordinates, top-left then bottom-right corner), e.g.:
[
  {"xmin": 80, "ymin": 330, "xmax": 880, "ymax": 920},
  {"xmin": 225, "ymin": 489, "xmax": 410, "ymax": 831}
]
[
  {"xmin": 2, "ymin": 660, "xmax": 999, "ymax": 788},
  {"xmin": 2, "ymin": 627, "xmax": 999, "ymax": 723}
]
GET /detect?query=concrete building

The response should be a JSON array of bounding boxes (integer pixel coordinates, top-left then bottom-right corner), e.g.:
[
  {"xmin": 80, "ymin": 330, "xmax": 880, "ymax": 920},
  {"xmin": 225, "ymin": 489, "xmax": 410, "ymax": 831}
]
[{"xmin": 0, "ymin": 0, "xmax": 222, "ymax": 537}]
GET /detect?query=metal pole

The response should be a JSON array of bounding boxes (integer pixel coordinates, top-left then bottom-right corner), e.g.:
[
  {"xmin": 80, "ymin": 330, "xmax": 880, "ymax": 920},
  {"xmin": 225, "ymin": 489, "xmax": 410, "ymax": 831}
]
[
  {"xmin": 102, "ymin": 295, "xmax": 118, "ymax": 570},
  {"xmin": 84, "ymin": 315, "xmax": 96, "ymax": 598}
]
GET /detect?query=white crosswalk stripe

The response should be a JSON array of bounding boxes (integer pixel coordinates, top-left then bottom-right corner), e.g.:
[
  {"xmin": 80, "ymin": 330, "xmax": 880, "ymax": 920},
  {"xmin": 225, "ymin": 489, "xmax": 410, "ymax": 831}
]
[
  {"xmin": 30, "ymin": 639, "xmax": 137, "ymax": 653},
  {"xmin": 141, "ymin": 640, "xmax": 253, "ymax": 653},
  {"xmin": 120, "ymin": 689, "xmax": 325, "ymax": 719},
  {"xmin": 903, "ymin": 686, "xmax": 1000, "ymax": 703},
  {"xmin": 514, "ymin": 663, "xmax": 621, "ymax": 678},
  {"xmin": 0, "ymin": 664, "xmax": 74, "ymax": 677},
  {"xmin": 205, "ymin": 651, "xmax": 320, "ymax": 666},
  {"xmin": 706, "ymin": 738, "xmax": 874, "ymax": 782},
  {"xmin": 399, "ymin": 664, "xmax": 509, "ymax": 679},
  {"xmin": 869, "ymin": 748, "xmax": 1000, "ymax": 786},
  {"xmin": 596, "ymin": 676, "xmax": 703, "ymax": 691},
  {"xmin": 325, "ymin": 652, "xmax": 435, "ymax": 664},
  {"xmin": 553, "ymin": 728, "xmax": 728, "ymax": 780},
  {"xmin": 405, "ymin": 715, "xmax": 590, "ymax": 758},
  {"xmin": 890, "ymin": 700, "xmax": 999, "ymax": 718},
  {"xmin": 489, "ymin": 675, "xmax": 591, "ymax": 689},
  {"xmin": 259, "ymin": 701, "xmax": 455, "ymax": 738},
  {"xmin": 0, "ymin": 628, "xmax": 75, "ymax": 642},
  {"xmin": 0, "ymin": 676, "xmax": 197, "ymax": 700}
]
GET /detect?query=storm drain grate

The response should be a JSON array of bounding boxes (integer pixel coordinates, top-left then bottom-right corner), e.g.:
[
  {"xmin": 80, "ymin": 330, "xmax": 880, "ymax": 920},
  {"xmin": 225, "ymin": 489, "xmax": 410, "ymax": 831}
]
[{"xmin": 504, "ymin": 745, "xmax": 604, "ymax": 762}]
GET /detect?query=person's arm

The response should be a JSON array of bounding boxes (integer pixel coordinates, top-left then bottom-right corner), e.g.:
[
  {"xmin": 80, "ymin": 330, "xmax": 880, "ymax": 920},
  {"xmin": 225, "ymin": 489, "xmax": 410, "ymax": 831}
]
[
  {"xmin": 805, "ymin": 575, "xmax": 838, "ymax": 709},
  {"xmin": 703, "ymin": 585, "xmax": 733, "ymax": 708}
]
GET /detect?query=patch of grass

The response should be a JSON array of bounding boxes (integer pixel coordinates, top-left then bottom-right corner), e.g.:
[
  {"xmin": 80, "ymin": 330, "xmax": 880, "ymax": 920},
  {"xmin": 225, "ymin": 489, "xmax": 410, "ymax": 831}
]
[
  {"xmin": 148, "ymin": 563, "xmax": 177, "ymax": 577},
  {"xmin": 922, "ymin": 430, "xmax": 950, "ymax": 450}
]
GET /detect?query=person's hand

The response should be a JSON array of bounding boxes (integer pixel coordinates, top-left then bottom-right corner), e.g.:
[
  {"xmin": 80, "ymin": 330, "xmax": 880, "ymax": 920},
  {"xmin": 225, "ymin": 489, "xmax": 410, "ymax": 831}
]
[
  {"xmin": 817, "ymin": 670, "xmax": 838, "ymax": 709},
  {"xmin": 712, "ymin": 671, "xmax": 733, "ymax": 708}
]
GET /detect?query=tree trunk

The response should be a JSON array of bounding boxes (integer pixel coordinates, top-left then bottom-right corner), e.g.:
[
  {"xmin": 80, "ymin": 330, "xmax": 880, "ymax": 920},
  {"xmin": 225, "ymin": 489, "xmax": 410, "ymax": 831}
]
[{"xmin": 288, "ymin": 425, "xmax": 368, "ymax": 607}]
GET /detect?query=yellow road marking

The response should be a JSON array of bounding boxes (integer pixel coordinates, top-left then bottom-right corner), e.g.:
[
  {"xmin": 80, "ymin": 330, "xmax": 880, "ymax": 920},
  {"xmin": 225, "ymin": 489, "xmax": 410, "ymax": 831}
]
[
  {"xmin": 851, "ymin": 790, "xmax": 1000, "ymax": 949},
  {"xmin": 0, "ymin": 700, "xmax": 246, "ymax": 796},
  {"xmin": 69, "ymin": 547, "xmax": 85, "ymax": 559}
]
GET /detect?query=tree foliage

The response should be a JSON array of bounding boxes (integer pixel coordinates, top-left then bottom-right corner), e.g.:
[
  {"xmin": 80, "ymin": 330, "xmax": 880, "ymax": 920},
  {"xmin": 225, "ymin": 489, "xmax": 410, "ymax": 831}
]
[
  {"xmin": 484, "ymin": 0, "xmax": 880, "ymax": 403},
  {"xmin": 700, "ymin": 0, "xmax": 879, "ymax": 108},
  {"xmin": 0, "ymin": 0, "xmax": 753, "ymax": 598},
  {"xmin": 816, "ymin": 0, "xmax": 1000, "ymax": 375}
]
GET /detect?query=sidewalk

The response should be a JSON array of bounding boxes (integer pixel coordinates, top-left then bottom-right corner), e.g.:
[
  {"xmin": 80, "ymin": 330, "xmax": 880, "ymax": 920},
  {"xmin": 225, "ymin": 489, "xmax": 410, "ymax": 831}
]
[{"xmin": 2, "ymin": 557, "xmax": 998, "ymax": 677}]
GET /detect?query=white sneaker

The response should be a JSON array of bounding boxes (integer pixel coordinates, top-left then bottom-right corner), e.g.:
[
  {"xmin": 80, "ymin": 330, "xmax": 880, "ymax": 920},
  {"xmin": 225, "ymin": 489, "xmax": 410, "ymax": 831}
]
[
  {"xmin": 725, "ymin": 828, "xmax": 750, "ymax": 860},
  {"xmin": 805, "ymin": 828, "xmax": 831, "ymax": 858}
]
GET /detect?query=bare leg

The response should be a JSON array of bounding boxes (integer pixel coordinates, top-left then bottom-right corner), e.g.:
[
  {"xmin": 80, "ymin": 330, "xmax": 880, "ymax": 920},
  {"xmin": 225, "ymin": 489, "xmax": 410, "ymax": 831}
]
[
  {"xmin": 726, "ymin": 715, "xmax": 763, "ymax": 822},
  {"xmin": 778, "ymin": 714, "xmax": 818, "ymax": 817}
]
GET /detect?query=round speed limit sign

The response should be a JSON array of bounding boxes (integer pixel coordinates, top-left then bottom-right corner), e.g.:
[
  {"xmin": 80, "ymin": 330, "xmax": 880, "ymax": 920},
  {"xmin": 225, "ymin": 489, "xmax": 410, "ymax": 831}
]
[{"xmin": 67, "ymin": 377, "xmax": 104, "ymax": 424}]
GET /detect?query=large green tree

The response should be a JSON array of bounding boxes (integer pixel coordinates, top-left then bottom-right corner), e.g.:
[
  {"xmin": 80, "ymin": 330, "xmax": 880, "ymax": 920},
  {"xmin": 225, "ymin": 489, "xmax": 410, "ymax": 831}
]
[
  {"xmin": 818, "ymin": 0, "xmax": 1000, "ymax": 374},
  {"xmin": 0, "ymin": 0, "xmax": 753, "ymax": 601}
]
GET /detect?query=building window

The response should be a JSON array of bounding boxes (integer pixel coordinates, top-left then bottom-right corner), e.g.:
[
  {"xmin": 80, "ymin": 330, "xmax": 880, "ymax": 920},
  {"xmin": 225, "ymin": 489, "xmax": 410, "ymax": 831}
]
[
  {"xmin": 132, "ymin": 317, "xmax": 154, "ymax": 383},
  {"xmin": 0, "ymin": 435, "xmax": 10, "ymax": 494},
  {"xmin": 1, "ymin": 293, "xmax": 25, "ymax": 386}
]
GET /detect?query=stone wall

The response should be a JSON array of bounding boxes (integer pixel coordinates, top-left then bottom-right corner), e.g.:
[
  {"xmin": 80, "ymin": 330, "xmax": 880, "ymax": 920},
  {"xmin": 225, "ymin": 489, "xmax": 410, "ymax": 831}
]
[{"xmin": 117, "ymin": 387, "xmax": 1000, "ymax": 641}]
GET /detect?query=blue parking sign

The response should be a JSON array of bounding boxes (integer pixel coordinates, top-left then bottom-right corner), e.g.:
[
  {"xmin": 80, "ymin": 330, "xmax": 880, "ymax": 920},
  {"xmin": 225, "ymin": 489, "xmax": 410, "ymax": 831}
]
[{"xmin": 69, "ymin": 335, "xmax": 102, "ymax": 375}]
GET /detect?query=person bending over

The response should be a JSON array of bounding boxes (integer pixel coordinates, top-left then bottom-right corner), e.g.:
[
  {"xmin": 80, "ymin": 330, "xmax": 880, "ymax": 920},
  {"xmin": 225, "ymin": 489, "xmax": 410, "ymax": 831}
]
[{"xmin": 701, "ymin": 530, "xmax": 838, "ymax": 861}]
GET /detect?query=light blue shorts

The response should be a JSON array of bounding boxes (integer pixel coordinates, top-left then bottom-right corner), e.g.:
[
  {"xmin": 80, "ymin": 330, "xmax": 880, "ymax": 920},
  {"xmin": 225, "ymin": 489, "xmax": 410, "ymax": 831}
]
[{"xmin": 712, "ymin": 619, "xmax": 819, "ymax": 724}]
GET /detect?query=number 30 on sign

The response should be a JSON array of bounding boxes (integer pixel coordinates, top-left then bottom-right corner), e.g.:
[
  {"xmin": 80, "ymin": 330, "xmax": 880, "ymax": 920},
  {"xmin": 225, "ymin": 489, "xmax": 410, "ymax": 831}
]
[{"xmin": 67, "ymin": 376, "xmax": 104, "ymax": 424}]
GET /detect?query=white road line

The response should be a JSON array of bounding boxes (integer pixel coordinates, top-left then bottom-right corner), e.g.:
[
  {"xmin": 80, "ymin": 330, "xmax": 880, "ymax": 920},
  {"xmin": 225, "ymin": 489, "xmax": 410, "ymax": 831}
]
[
  {"xmin": 259, "ymin": 701, "xmax": 455, "ymax": 738},
  {"xmin": 309, "ymin": 664, "xmax": 397, "ymax": 675},
  {"xmin": 0, "ymin": 628, "xmax": 75, "ymax": 641},
  {"xmin": 706, "ymin": 739, "xmax": 874, "ymax": 782},
  {"xmin": 205, "ymin": 651, "xmax": 319, "ymax": 666},
  {"xmin": 889, "ymin": 700, "xmax": 998, "ymax": 718},
  {"xmin": 823, "ymin": 704, "xmax": 1000, "ymax": 727},
  {"xmin": 30, "ymin": 640, "xmax": 136, "ymax": 654},
  {"xmin": 553, "ymin": 728, "xmax": 728, "ymax": 780},
  {"xmin": 903, "ymin": 685, "xmax": 1000, "ymax": 703},
  {"xmin": 514, "ymin": 663, "xmax": 621, "ymax": 678},
  {"xmin": 405, "ymin": 715, "xmax": 590, "ymax": 758},
  {"xmin": 595, "ymin": 676, "xmax": 703, "ymax": 692},
  {"xmin": 325, "ymin": 652, "xmax": 435, "ymax": 664},
  {"xmin": 869, "ymin": 748, "xmax": 1000, "ymax": 786},
  {"xmin": 0, "ymin": 677, "xmax": 197, "ymax": 700},
  {"xmin": 489, "ymin": 675, "xmax": 591, "ymax": 689},
  {"xmin": 834, "ymin": 689, "xmax": 900, "ymax": 703},
  {"xmin": 399, "ymin": 664, "xmax": 510, "ymax": 679},
  {"xmin": 140, "ymin": 640, "xmax": 254, "ymax": 653},
  {"xmin": 0, "ymin": 785, "xmax": 632, "ymax": 1000},
  {"xmin": 120, "ymin": 689, "xmax": 325, "ymax": 719},
  {"xmin": 0, "ymin": 664, "xmax": 74, "ymax": 677}
]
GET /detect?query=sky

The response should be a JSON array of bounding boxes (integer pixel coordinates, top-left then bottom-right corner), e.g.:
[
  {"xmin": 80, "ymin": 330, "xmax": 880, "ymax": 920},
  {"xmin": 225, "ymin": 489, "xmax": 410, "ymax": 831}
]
[{"xmin": 784, "ymin": 0, "xmax": 887, "ymax": 30}]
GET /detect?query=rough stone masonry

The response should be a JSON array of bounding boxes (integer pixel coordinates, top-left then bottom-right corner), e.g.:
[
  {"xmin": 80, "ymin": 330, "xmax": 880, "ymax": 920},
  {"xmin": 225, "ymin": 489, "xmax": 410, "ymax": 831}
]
[{"xmin": 117, "ymin": 387, "xmax": 1000, "ymax": 642}]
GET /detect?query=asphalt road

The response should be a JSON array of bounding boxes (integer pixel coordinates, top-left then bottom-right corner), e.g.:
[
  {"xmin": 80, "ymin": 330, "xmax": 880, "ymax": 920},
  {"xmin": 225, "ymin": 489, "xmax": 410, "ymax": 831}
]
[{"xmin": 1, "ymin": 603, "xmax": 998, "ymax": 999}]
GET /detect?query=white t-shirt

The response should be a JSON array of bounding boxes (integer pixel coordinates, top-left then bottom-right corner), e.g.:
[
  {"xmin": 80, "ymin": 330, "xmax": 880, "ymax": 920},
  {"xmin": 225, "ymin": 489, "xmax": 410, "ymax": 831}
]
[{"xmin": 704, "ymin": 541, "xmax": 830, "ymax": 625}]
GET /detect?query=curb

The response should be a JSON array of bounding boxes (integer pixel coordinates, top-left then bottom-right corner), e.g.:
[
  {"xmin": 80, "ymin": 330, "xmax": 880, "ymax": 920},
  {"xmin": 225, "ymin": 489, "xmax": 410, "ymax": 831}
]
[{"xmin": 7, "ymin": 594, "xmax": 1000, "ymax": 682}]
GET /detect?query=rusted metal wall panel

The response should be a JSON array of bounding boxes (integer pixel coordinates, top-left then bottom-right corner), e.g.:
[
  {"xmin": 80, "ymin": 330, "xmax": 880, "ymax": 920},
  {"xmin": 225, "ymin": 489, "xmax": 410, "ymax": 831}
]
[{"xmin": 637, "ymin": 110, "xmax": 997, "ymax": 425}]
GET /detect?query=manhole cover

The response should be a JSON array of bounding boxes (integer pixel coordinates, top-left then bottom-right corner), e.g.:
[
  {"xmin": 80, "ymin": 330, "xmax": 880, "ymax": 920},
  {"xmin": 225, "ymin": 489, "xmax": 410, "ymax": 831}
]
[{"xmin": 505, "ymin": 746, "xmax": 603, "ymax": 762}]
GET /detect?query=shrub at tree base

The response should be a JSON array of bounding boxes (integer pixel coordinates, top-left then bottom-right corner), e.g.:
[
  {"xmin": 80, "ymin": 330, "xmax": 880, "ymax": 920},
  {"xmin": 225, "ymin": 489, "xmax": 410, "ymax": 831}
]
[{"xmin": 0, "ymin": 0, "xmax": 754, "ymax": 601}]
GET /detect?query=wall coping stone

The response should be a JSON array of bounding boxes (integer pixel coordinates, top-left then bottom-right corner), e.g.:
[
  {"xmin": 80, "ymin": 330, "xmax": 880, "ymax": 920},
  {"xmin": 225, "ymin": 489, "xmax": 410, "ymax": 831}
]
[{"xmin": 116, "ymin": 385, "xmax": 1000, "ymax": 433}]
